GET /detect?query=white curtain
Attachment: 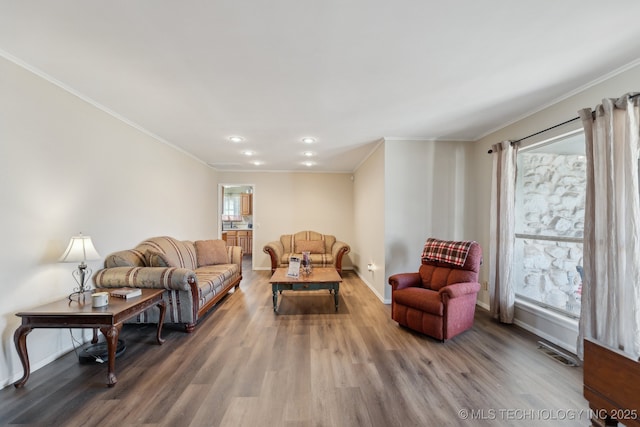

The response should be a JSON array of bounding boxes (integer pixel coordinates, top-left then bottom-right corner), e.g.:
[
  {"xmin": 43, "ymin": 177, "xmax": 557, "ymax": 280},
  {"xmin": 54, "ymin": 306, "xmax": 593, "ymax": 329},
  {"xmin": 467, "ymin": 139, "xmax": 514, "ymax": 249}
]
[
  {"xmin": 577, "ymin": 93, "xmax": 640, "ymax": 360},
  {"xmin": 489, "ymin": 140, "xmax": 517, "ymax": 323}
]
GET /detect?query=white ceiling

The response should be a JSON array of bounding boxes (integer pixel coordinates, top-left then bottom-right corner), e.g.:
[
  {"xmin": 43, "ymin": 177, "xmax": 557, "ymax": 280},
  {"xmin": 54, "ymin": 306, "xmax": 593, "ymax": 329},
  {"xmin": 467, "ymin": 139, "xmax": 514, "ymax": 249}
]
[{"xmin": 2, "ymin": 1, "xmax": 640, "ymax": 172}]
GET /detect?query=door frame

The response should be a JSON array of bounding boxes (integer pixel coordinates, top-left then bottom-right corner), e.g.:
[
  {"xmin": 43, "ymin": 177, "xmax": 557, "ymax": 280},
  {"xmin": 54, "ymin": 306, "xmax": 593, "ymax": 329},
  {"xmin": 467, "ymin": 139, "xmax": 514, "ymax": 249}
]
[{"xmin": 218, "ymin": 183, "xmax": 255, "ymax": 268}]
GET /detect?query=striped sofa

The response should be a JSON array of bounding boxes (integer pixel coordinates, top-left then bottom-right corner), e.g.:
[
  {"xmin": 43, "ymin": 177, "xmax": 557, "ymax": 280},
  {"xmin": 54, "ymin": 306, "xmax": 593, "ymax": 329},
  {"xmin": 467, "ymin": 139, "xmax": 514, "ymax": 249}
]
[
  {"xmin": 263, "ymin": 230, "xmax": 350, "ymax": 275},
  {"xmin": 93, "ymin": 236, "xmax": 242, "ymax": 332}
]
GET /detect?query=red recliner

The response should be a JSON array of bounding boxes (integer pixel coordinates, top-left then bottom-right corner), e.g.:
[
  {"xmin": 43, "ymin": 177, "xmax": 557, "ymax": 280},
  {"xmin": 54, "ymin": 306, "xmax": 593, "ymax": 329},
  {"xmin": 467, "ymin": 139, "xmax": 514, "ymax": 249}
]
[{"xmin": 388, "ymin": 240, "xmax": 482, "ymax": 341}]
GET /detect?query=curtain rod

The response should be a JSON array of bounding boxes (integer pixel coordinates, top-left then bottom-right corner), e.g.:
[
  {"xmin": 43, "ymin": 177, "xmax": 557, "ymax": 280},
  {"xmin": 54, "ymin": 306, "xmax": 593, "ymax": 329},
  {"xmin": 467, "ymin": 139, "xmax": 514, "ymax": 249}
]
[
  {"xmin": 486, "ymin": 116, "xmax": 579, "ymax": 154},
  {"xmin": 487, "ymin": 92, "xmax": 640, "ymax": 154}
]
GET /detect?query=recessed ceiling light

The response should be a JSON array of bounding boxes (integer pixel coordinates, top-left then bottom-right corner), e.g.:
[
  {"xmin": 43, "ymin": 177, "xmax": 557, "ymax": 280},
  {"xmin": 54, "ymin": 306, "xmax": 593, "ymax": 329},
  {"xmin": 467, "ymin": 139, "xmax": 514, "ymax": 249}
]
[
  {"xmin": 229, "ymin": 136, "xmax": 244, "ymax": 143},
  {"xmin": 303, "ymin": 151, "xmax": 315, "ymax": 157},
  {"xmin": 242, "ymin": 150, "xmax": 255, "ymax": 156},
  {"xmin": 302, "ymin": 161, "xmax": 315, "ymax": 167},
  {"xmin": 301, "ymin": 137, "xmax": 316, "ymax": 144},
  {"xmin": 252, "ymin": 160, "xmax": 263, "ymax": 166}
]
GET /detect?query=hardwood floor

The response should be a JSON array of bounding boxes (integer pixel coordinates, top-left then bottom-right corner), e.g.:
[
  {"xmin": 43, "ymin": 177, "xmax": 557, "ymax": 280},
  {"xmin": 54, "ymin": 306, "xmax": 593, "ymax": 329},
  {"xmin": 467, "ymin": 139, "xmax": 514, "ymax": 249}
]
[{"xmin": 0, "ymin": 258, "xmax": 588, "ymax": 426}]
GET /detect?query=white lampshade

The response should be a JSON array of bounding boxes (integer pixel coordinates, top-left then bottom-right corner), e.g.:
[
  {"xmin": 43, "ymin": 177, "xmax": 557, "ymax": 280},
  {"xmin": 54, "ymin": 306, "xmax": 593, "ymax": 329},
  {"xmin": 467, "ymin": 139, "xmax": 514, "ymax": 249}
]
[{"xmin": 59, "ymin": 233, "xmax": 101, "ymax": 263}]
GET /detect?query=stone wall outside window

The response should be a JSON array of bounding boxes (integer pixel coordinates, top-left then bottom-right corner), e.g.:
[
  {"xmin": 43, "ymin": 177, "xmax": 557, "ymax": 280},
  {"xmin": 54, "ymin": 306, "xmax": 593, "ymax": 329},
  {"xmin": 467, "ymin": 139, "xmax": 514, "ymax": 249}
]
[{"xmin": 514, "ymin": 152, "xmax": 586, "ymax": 316}]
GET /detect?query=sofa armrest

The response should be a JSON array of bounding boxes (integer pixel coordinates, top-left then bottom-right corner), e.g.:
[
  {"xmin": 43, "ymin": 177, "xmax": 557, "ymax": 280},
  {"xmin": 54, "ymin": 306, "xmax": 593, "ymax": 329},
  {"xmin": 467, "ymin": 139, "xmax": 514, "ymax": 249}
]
[
  {"xmin": 263, "ymin": 241, "xmax": 284, "ymax": 273},
  {"xmin": 227, "ymin": 245, "xmax": 243, "ymax": 276},
  {"xmin": 93, "ymin": 266, "xmax": 197, "ymax": 291},
  {"xmin": 439, "ymin": 282, "xmax": 481, "ymax": 299},
  {"xmin": 331, "ymin": 241, "xmax": 350, "ymax": 275},
  {"xmin": 388, "ymin": 272, "xmax": 421, "ymax": 291}
]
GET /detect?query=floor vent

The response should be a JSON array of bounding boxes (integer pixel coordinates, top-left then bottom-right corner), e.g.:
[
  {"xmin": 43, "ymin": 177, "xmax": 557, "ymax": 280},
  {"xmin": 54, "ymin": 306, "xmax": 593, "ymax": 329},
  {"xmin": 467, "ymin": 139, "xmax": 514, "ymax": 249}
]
[{"xmin": 537, "ymin": 341, "xmax": 579, "ymax": 367}]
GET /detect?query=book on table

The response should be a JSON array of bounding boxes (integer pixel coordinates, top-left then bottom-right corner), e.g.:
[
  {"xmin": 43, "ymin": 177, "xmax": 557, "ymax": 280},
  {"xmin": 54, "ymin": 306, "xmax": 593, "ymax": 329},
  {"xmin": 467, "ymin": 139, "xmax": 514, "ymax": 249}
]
[{"xmin": 109, "ymin": 288, "xmax": 142, "ymax": 299}]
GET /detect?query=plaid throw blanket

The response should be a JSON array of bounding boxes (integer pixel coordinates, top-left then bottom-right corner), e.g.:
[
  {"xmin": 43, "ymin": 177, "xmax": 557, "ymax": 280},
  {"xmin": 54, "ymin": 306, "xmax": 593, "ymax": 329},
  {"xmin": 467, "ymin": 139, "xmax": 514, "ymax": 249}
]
[{"xmin": 421, "ymin": 238, "xmax": 475, "ymax": 267}]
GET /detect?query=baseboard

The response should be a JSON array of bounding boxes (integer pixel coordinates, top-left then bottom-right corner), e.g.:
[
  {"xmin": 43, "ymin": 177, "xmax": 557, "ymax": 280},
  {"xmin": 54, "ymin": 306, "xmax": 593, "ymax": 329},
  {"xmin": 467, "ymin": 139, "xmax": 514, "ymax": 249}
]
[
  {"xmin": 354, "ymin": 270, "xmax": 388, "ymax": 304},
  {"xmin": 476, "ymin": 300, "xmax": 490, "ymax": 311},
  {"xmin": 1, "ymin": 330, "xmax": 92, "ymax": 389},
  {"xmin": 473, "ymin": 300, "xmax": 577, "ymax": 354},
  {"xmin": 514, "ymin": 300, "xmax": 579, "ymax": 354},
  {"xmin": 3, "ymin": 345, "xmax": 75, "ymax": 389}
]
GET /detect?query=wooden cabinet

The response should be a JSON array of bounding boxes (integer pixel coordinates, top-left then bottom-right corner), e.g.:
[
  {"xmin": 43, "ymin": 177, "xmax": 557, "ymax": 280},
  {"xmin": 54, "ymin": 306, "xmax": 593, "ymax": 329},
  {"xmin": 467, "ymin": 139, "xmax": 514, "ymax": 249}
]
[
  {"xmin": 241, "ymin": 193, "xmax": 252, "ymax": 215},
  {"xmin": 225, "ymin": 231, "xmax": 237, "ymax": 247},
  {"xmin": 238, "ymin": 230, "xmax": 252, "ymax": 254},
  {"xmin": 224, "ymin": 230, "xmax": 251, "ymax": 254},
  {"xmin": 583, "ymin": 338, "xmax": 640, "ymax": 426}
]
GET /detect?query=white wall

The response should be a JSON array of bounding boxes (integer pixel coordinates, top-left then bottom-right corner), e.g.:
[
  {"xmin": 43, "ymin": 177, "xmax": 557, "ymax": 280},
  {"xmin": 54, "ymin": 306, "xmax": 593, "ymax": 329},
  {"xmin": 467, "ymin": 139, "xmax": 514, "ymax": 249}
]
[
  {"xmin": 471, "ymin": 61, "xmax": 640, "ymax": 352},
  {"xmin": 216, "ymin": 171, "xmax": 355, "ymax": 271},
  {"xmin": 0, "ymin": 56, "xmax": 219, "ymax": 388},
  {"xmin": 352, "ymin": 142, "xmax": 386, "ymax": 300},
  {"xmin": 383, "ymin": 139, "xmax": 475, "ymax": 302}
]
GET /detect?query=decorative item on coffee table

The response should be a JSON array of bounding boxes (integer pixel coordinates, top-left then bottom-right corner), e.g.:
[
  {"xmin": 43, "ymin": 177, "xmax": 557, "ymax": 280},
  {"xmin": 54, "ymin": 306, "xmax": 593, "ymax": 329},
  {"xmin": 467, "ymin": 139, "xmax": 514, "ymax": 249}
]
[
  {"xmin": 287, "ymin": 256, "xmax": 301, "ymax": 278},
  {"xmin": 301, "ymin": 251, "xmax": 312, "ymax": 276}
]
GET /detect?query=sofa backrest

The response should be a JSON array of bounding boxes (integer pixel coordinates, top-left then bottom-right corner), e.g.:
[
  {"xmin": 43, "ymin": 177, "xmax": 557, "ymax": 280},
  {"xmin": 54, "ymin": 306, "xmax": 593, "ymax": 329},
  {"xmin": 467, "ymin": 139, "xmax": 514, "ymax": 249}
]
[
  {"xmin": 280, "ymin": 231, "xmax": 336, "ymax": 254},
  {"xmin": 135, "ymin": 236, "xmax": 198, "ymax": 270},
  {"xmin": 418, "ymin": 242, "xmax": 482, "ymax": 291},
  {"xmin": 103, "ymin": 236, "xmax": 198, "ymax": 270},
  {"xmin": 104, "ymin": 248, "xmax": 147, "ymax": 268}
]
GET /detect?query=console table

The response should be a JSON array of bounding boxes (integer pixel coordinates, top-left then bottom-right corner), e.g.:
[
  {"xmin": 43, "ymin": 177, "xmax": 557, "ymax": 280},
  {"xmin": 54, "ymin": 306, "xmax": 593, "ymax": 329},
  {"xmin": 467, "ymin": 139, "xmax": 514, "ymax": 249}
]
[{"xmin": 13, "ymin": 288, "xmax": 166, "ymax": 388}]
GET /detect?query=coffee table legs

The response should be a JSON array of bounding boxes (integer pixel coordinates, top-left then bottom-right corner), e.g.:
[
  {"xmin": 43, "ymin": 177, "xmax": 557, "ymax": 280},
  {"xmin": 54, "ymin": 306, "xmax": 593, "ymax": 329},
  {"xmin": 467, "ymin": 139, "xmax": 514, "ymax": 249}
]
[
  {"xmin": 156, "ymin": 300, "xmax": 166, "ymax": 344},
  {"xmin": 271, "ymin": 283, "xmax": 340, "ymax": 313},
  {"xmin": 13, "ymin": 325, "xmax": 33, "ymax": 388},
  {"xmin": 100, "ymin": 299, "xmax": 165, "ymax": 387},
  {"xmin": 99, "ymin": 324, "xmax": 123, "ymax": 387},
  {"xmin": 272, "ymin": 285, "xmax": 279, "ymax": 312}
]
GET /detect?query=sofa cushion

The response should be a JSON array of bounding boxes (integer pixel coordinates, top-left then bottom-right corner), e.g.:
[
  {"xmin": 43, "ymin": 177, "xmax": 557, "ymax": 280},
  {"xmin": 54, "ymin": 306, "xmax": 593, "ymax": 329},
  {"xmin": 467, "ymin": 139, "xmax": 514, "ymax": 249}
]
[
  {"xmin": 104, "ymin": 249, "xmax": 146, "ymax": 268},
  {"xmin": 280, "ymin": 252, "xmax": 334, "ymax": 267},
  {"xmin": 145, "ymin": 250, "xmax": 172, "ymax": 267},
  {"xmin": 284, "ymin": 231, "xmax": 337, "ymax": 255},
  {"xmin": 135, "ymin": 236, "xmax": 198, "ymax": 270},
  {"xmin": 196, "ymin": 264, "xmax": 240, "ymax": 294},
  {"xmin": 295, "ymin": 240, "xmax": 325, "ymax": 254},
  {"xmin": 195, "ymin": 239, "xmax": 229, "ymax": 266}
]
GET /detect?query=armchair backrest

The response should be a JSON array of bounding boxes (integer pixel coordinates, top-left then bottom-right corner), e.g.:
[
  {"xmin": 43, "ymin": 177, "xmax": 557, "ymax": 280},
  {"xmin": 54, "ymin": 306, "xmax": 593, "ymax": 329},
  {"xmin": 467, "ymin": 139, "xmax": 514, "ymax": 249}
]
[{"xmin": 419, "ymin": 242, "xmax": 482, "ymax": 291}]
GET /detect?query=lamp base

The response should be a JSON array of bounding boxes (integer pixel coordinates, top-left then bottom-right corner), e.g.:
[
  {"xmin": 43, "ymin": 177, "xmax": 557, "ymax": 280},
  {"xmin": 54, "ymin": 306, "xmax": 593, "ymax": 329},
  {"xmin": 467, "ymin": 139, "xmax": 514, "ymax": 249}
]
[
  {"xmin": 78, "ymin": 340, "xmax": 126, "ymax": 364},
  {"xmin": 68, "ymin": 290, "xmax": 92, "ymax": 303}
]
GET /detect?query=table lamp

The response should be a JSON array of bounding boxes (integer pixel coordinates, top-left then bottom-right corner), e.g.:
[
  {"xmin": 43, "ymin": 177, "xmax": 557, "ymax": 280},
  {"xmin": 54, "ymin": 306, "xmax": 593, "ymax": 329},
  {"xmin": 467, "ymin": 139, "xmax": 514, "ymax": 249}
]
[{"xmin": 59, "ymin": 233, "xmax": 101, "ymax": 301}]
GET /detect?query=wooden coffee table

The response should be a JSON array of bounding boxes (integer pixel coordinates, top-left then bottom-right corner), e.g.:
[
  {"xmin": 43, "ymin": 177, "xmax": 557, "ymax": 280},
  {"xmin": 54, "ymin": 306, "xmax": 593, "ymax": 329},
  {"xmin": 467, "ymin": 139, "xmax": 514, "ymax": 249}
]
[
  {"xmin": 13, "ymin": 288, "xmax": 166, "ymax": 388},
  {"xmin": 269, "ymin": 267, "xmax": 342, "ymax": 312}
]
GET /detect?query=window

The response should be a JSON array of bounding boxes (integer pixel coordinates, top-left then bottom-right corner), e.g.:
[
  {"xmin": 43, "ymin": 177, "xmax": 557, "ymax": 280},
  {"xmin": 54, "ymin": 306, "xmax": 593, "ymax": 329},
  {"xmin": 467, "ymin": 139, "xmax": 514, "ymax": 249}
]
[
  {"xmin": 514, "ymin": 132, "xmax": 585, "ymax": 318},
  {"xmin": 223, "ymin": 194, "xmax": 241, "ymax": 217}
]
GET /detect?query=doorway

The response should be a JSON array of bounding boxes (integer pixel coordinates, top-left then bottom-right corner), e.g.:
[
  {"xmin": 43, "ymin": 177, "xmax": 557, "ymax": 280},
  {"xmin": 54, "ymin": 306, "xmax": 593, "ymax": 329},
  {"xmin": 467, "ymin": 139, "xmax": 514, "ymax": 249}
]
[{"xmin": 219, "ymin": 184, "xmax": 254, "ymax": 267}]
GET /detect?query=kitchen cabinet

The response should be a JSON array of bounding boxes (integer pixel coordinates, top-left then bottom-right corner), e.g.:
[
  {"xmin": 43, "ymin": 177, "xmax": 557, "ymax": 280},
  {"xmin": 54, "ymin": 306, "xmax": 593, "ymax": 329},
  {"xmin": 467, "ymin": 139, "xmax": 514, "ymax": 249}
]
[
  {"xmin": 238, "ymin": 230, "xmax": 252, "ymax": 254},
  {"xmin": 241, "ymin": 193, "xmax": 252, "ymax": 215},
  {"xmin": 225, "ymin": 231, "xmax": 237, "ymax": 247},
  {"xmin": 224, "ymin": 230, "xmax": 251, "ymax": 254}
]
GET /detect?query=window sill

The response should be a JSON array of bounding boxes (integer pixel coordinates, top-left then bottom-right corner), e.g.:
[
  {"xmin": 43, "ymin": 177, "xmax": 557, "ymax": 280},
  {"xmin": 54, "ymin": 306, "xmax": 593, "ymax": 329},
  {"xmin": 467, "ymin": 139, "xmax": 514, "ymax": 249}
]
[{"xmin": 515, "ymin": 298, "xmax": 579, "ymax": 330}]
